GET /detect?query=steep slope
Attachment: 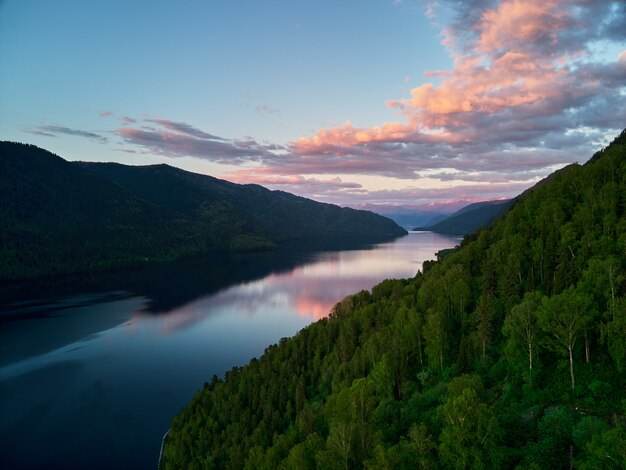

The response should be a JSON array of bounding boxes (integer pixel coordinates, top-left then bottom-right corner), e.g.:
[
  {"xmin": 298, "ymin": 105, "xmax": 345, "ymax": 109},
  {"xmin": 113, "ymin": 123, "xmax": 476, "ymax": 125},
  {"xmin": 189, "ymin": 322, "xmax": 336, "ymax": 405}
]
[
  {"xmin": 162, "ymin": 129, "xmax": 626, "ymax": 469},
  {"xmin": 0, "ymin": 142, "xmax": 405, "ymax": 281},
  {"xmin": 77, "ymin": 161, "xmax": 406, "ymax": 243},
  {"xmin": 0, "ymin": 143, "xmax": 179, "ymax": 280},
  {"xmin": 453, "ymin": 199, "xmax": 510, "ymax": 216},
  {"xmin": 415, "ymin": 199, "xmax": 512, "ymax": 235}
]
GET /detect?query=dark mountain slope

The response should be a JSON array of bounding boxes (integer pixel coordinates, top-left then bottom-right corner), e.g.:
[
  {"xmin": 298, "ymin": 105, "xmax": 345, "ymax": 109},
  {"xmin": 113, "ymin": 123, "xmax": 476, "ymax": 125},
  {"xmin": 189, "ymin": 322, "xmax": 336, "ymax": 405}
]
[
  {"xmin": 415, "ymin": 199, "xmax": 512, "ymax": 235},
  {"xmin": 77, "ymin": 161, "xmax": 406, "ymax": 242},
  {"xmin": 454, "ymin": 199, "xmax": 509, "ymax": 216},
  {"xmin": 0, "ymin": 143, "xmax": 180, "ymax": 280},
  {"xmin": 0, "ymin": 142, "xmax": 405, "ymax": 281},
  {"xmin": 162, "ymin": 129, "xmax": 626, "ymax": 469},
  {"xmin": 419, "ymin": 163, "xmax": 582, "ymax": 237}
]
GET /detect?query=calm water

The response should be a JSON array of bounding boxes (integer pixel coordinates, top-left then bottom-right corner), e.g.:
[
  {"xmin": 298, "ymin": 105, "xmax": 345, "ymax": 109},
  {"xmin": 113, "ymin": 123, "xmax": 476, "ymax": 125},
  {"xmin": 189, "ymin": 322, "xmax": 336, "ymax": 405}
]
[{"xmin": 0, "ymin": 232, "xmax": 457, "ymax": 469}]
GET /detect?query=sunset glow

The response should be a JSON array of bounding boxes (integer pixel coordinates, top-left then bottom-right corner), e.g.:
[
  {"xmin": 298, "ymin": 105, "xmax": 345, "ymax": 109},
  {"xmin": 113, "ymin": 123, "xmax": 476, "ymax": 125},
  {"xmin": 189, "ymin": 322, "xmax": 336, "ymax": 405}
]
[{"xmin": 1, "ymin": 0, "xmax": 624, "ymax": 208}]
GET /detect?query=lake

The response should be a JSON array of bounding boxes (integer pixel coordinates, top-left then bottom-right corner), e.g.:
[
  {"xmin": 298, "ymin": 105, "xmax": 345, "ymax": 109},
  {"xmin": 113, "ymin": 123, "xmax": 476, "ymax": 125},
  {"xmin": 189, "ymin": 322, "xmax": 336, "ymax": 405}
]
[{"xmin": 0, "ymin": 231, "xmax": 457, "ymax": 469}]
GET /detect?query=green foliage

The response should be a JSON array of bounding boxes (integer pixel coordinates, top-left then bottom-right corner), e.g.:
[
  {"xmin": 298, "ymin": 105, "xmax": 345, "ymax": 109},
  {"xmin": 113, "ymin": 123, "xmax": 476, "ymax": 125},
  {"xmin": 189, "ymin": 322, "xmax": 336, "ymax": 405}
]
[
  {"xmin": 502, "ymin": 291, "xmax": 542, "ymax": 386},
  {"xmin": 538, "ymin": 288, "xmax": 593, "ymax": 390},
  {"xmin": 439, "ymin": 388, "xmax": 503, "ymax": 469},
  {"xmin": 523, "ymin": 406, "xmax": 574, "ymax": 469},
  {"xmin": 423, "ymin": 310, "xmax": 447, "ymax": 375},
  {"xmin": 577, "ymin": 420, "xmax": 626, "ymax": 469},
  {"xmin": 602, "ymin": 297, "xmax": 626, "ymax": 372},
  {"xmin": 572, "ymin": 416, "xmax": 609, "ymax": 451},
  {"xmin": 162, "ymin": 130, "xmax": 626, "ymax": 468},
  {"xmin": 404, "ymin": 423, "xmax": 437, "ymax": 469}
]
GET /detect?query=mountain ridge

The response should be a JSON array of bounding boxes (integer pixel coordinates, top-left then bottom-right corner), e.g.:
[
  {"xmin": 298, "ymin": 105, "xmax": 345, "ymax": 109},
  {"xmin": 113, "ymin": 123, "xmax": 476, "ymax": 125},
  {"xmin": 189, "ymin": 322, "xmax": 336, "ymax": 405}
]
[
  {"xmin": 414, "ymin": 199, "xmax": 513, "ymax": 235},
  {"xmin": 0, "ymin": 142, "xmax": 406, "ymax": 281}
]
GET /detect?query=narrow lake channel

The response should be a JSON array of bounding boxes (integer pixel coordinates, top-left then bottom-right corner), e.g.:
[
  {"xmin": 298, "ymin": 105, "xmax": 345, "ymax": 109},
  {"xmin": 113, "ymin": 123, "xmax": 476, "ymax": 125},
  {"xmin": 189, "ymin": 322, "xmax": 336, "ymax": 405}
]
[{"xmin": 0, "ymin": 231, "xmax": 457, "ymax": 469}]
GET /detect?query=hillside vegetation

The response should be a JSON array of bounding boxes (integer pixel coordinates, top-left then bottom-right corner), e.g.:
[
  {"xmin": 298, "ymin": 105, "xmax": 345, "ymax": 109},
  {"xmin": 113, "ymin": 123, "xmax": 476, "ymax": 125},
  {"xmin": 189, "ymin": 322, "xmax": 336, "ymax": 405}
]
[
  {"xmin": 0, "ymin": 143, "xmax": 405, "ymax": 281},
  {"xmin": 162, "ymin": 130, "xmax": 626, "ymax": 469},
  {"xmin": 415, "ymin": 199, "xmax": 512, "ymax": 236}
]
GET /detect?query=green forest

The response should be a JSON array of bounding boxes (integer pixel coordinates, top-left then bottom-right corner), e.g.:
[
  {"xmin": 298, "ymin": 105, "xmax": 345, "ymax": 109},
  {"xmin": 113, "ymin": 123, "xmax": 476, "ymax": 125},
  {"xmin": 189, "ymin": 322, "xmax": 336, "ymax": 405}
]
[
  {"xmin": 0, "ymin": 142, "xmax": 404, "ymax": 283},
  {"xmin": 162, "ymin": 130, "xmax": 626, "ymax": 469}
]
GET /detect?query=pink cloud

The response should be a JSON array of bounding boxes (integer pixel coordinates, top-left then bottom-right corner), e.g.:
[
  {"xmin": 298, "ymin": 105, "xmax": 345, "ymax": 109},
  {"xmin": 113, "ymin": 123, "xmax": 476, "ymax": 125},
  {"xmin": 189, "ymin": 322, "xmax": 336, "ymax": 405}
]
[
  {"xmin": 423, "ymin": 70, "xmax": 447, "ymax": 78},
  {"xmin": 224, "ymin": 164, "xmax": 532, "ymax": 206},
  {"xmin": 292, "ymin": 0, "xmax": 624, "ymax": 174},
  {"xmin": 104, "ymin": 2, "xmax": 624, "ymax": 206},
  {"xmin": 223, "ymin": 170, "xmax": 364, "ymax": 198},
  {"xmin": 343, "ymin": 181, "xmax": 533, "ymax": 206},
  {"xmin": 476, "ymin": 0, "xmax": 570, "ymax": 53},
  {"xmin": 293, "ymin": 121, "xmax": 460, "ymax": 154}
]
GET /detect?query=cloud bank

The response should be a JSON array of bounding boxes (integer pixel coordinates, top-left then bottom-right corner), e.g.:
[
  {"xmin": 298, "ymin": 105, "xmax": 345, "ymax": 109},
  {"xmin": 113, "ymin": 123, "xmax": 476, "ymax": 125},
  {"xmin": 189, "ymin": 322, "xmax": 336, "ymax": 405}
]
[
  {"xmin": 116, "ymin": 118, "xmax": 286, "ymax": 164},
  {"xmin": 294, "ymin": 0, "xmax": 626, "ymax": 179},
  {"xmin": 56, "ymin": 0, "xmax": 625, "ymax": 207}
]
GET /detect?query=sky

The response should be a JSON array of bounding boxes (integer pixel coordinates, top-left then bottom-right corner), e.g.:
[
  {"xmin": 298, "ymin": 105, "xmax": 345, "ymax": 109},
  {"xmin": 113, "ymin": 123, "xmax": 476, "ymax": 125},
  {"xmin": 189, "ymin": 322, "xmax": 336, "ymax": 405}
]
[{"xmin": 1, "ymin": 0, "xmax": 625, "ymax": 209}]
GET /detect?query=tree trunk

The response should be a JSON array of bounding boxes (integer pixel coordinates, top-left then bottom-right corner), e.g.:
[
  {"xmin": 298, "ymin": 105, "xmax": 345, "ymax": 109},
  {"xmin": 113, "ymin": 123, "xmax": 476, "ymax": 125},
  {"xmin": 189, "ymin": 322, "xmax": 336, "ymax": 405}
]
[
  {"xmin": 568, "ymin": 345, "xmax": 575, "ymax": 391},
  {"xmin": 439, "ymin": 352, "xmax": 443, "ymax": 374},
  {"xmin": 439, "ymin": 345, "xmax": 444, "ymax": 374},
  {"xmin": 528, "ymin": 341, "xmax": 533, "ymax": 388},
  {"xmin": 460, "ymin": 297, "xmax": 465, "ymax": 328},
  {"xmin": 585, "ymin": 332, "xmax": 590, "ymax": 363},
  {"xmin": 417, "ymin": 333, "xmax": 423, "ymax": 367}
]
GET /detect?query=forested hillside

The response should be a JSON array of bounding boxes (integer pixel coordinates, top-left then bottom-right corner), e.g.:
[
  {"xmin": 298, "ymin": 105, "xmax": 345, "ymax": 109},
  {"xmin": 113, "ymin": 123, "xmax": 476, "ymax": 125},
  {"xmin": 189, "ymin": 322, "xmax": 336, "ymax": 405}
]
[
  {"xmin": 0, "ymin": 143, "xmax": 405, "ymax": 281},
  {"xmin": 162, "ymin": 130, "xmax": 626, "ymax": 469},
  {"xmin": 77, "ymin": 161, "xmax": 405, "ymax": 245},
  {"xmin": 416, "ymin": 199, "xmax": 512, "ymax": 235}
]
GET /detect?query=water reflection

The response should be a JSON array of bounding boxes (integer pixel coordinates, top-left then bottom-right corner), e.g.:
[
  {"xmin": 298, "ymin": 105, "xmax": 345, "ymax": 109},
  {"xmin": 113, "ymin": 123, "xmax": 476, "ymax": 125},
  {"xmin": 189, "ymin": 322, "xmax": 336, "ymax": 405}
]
[
  {"xmin": 0, "ymin": 232, "xmax": 458, "ymax": 469},
  {"xmin": 0, "ymin": 237, "xmax": 380, "ymax": 315}
]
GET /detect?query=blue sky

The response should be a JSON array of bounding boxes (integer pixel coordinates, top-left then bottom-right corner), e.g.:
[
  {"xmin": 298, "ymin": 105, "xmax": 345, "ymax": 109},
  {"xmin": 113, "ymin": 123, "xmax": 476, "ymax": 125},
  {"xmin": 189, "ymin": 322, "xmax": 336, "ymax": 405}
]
[
  {"xmin": 1, "ymin": 0, "xmax": 624, "ymax": 208},
  {"xmin": 1, "ymin": 1, "xmax": 447, "ymax": 143}
]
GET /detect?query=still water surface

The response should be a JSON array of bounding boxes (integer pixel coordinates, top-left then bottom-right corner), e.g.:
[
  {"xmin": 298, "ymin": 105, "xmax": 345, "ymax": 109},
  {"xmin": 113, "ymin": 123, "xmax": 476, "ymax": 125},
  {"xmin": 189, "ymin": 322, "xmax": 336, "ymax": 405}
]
[{"xmin": 0, "ymin": 232, "xmax": 457, "ymax": 469}]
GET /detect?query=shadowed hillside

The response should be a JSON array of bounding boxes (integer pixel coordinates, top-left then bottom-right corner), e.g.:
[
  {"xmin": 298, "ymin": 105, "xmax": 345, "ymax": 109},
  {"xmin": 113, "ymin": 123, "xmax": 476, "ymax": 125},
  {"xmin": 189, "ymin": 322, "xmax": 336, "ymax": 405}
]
[
  {"xmin": 415, "ymin": 199, "xmax": 512, "ymax": 235},
  {"xmin": 0, "ymin": 142, "xmax": 405, "ymax": 281}
]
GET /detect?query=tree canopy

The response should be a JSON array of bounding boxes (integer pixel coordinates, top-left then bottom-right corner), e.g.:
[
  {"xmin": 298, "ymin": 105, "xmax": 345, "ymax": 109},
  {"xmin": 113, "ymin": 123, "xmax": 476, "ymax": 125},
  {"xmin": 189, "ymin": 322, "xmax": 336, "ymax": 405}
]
[{"xmin": 162, "ymin": 129, "xmax": 626, "ymax": 469}]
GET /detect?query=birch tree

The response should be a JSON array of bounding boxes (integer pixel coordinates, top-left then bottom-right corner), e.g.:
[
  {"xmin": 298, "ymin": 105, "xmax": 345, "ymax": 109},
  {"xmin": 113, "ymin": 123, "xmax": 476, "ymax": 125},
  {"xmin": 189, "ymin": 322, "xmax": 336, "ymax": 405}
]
[
  {"xmin": 503, "ymin": 291, "xmax": 543, "ymax": 386},
  {"xmin": 538, "ymin": 288, "xmax": 592, "ymax": 391}
]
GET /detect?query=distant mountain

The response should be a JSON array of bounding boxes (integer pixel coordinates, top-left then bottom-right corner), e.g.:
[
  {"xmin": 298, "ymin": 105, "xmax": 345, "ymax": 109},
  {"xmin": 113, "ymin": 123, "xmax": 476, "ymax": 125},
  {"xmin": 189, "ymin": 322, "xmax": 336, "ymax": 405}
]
[
  {"xmin": 357, "ymin": 206, "xmax": 447, "ymax": 229},
  {"xmin": 419, "ymin": 165, "xmax": 582, "ymax": 236},
  {"xmin": 414, "ymin": 199, "xmax": 513, "ymax": 235},
  {"xmin": 355, "ymin": 203, "xmax": 472, "ymax": 229},
  {"xmin": 0, "ymin": 142, "xmax": 405, "ymax": 281},
  {"xmin": 451, "ymin": 199, "xmax": 508, "ymax": 216}
]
